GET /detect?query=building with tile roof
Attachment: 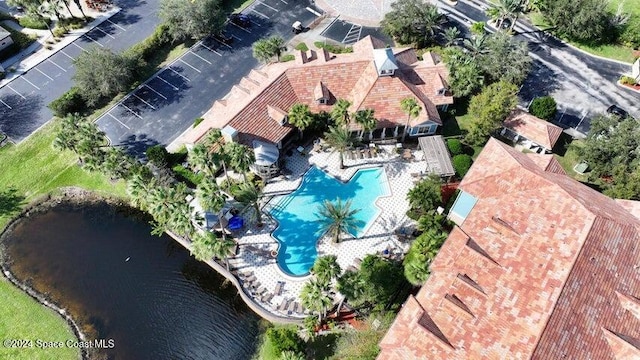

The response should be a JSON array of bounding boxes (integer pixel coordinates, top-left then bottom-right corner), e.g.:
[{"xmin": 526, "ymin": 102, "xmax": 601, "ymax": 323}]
[
  {"xmin": 501, "ymin": 109, "xmax": 564, "ymax": 153},
  {"xmin": 378, "ymin": 138, "xmax": 640, "ymax": 360},
  {"xmin": 175, "ymin": 36, "xmax": 453, "ymax": 149}
]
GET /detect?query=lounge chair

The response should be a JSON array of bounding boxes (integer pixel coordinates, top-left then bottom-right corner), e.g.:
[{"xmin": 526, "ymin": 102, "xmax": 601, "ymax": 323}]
[
  {"xmin": 278, "ymin": 298, "xmax": 289, "ymax": 311},
  {"xmin": 274, "ymin": 281, "xmax": 284, "ymax": 296},
  {"xmin": 255, "ymin": 286, "xmax": 267, "ymax": 296},
  {"xmin": 357, "ymin": 150, "xmax": 364, "ymax": 159},
  {"xmin": 261, "ymin": 292, "xmax": 274, "ymax": 303},
  {"xmin": 364, "ymin": 148, "xmax": 372, "ymax": 158},
  {"xmin": 353, "ymin": 258, "xmax": 362, "ymax": 267},
  {"xmin": 371, "ymin": 147, "xmax": 378, "ymax": 157},
  {"xmin": 244, "ymin": 274, "xmax": 257, "ymax": 283},
  {"xmin": 239, "ymin": 271, "xmax": 254, "ymax": 279},
  {"xmin": 287, "ymin": 300, "xmax": 296, "ymax": 314},
  {"xmin": 251, "ymin": 281, "xmax": 262, "ymax": 289}
]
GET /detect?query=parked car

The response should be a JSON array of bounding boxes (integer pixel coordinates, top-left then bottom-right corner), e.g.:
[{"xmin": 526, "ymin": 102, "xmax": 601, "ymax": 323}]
[
  {"xmin": 606, "ymin": 105, "xmax": 630, "ymax": 119},
  {"xmin": 213, "ymin": 32, "xmax": 233, "ymax": 45},
  {"xmin": 229, "ymin": 14, "xmax": 250, "ymax": 28}
]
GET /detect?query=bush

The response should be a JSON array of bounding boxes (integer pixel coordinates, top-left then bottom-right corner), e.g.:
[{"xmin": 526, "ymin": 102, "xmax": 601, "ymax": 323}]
[
  {"xmin": 53, "ymin": 27, "xmax": 67, "ymax": 37},
  {"xmin": 620, "ymin": 75, "xmax": 637, "ymax": 85},
  {"xmin": 19, "ymin": 15, "xmax": 50, "ymax": 30},
  {"xmin": 265, "ymin": 327, "xmax": 304, "ymax": 356},
  {"xmin": 124, "ymin": 24, "xmax": 171, "ymax": 63},
  {"xmin": 146, "ymin": 145, "xmax": 169, "ymax": 166},
  {"xmin": 280, "ymin": 54, "xmax": 295, "ymax": 62},
  {"xmin": 529, "ymin": 96, "xmax": 557, "ymax": 121},
  {"xmin": 446, "ymin": 138, "xmax": 463, "ymax": 155},
  {"xmin": 58, "ymin": 17, "xmax": 90, "ymax": 30},
  {"xmin": 470, "ymin": 22, "xmax": 486, "ymax": 35},
  {"xmin": 294, "ymin": 42, "xmax": 309, "ymax": 51},
  {"xmin": 619, "ymin": 16, "xmax": 640, "ymax": 49},
  {"xmin": 172, "ymin": 164, "xmax": 202, "ymax": 187},
  {"xmin": 452, "ymin": 154, "xmax": 473, "ymax": 178},
  {"xmin": 193, "ymin": 117, "xmax": 204, "ymax": 128},
  {"xmin": 48, "ymin": 87, "xmax": 87, "ymax": 117},
  {"xmin": 313, "ymin": 41, "xmax": 353, "ymax": 53}
]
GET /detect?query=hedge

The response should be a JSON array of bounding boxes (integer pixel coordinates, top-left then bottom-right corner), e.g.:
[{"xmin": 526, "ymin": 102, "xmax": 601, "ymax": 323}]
[
  {"xmin": 19, "ymin": 15, "xmax": 50, "ymax": 30},
  {"xmin": 452, "ymin": 154, "xmax": 473, "ymax": 178},
  {"xmin": 313, "ymin": 41, "xmax": 353, "ymax": 54},
  {"xmin": 146, "ymin": 145, "xmax": 169, "ymax": 166},
  {"xmin": 529, "ymin": 96, "xmax": 557, "ymax": 121},
  {"xmin": 446, "ymin": 138, "xmax": 463, "ymax": 155},
  {"xmin": 48, "ymin": 87, "xmax": 87, "ymax": 117}
]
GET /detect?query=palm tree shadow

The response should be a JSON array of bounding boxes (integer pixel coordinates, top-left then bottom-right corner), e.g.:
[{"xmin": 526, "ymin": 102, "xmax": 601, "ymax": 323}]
[{"xmin": 0, "ymin": 187, "xmax": 25, "ymax": 217}]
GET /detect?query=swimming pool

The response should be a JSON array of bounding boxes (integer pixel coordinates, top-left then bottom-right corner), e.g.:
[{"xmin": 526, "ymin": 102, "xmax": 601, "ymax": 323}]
[{"xmin": 269, "ymin": 166, "xmax": 390, "ymax": 276}]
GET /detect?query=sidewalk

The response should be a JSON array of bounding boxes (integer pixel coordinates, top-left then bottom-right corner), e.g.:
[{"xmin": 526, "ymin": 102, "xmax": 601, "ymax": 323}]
[{"xmin": 0, "ymin": 5, "xmax": 120, "ymax": 88}]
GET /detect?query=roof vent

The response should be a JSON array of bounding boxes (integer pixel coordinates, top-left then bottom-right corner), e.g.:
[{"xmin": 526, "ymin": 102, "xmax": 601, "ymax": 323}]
[
  {"xmin": 417, "ymin": 311, "xmax": 455, "ymax": 349},
  {"xmin": 456, "ymin": 273, "xmax": 485, "ymax": 295},
  {"xmin": 466, "ymin": 237, "xmax": 500, "ymax": 266},
  {"xmin": 267, "ymin": 105, "xmax": 288, "ymax": 126},
  {"xmin": 444, "ymin": 293, "xmax": 474, "ymax": 317}
]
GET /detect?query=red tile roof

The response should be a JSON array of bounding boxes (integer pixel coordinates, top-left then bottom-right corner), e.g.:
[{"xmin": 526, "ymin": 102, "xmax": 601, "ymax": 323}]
[
  {"xmin": 503, "ymin": 110, "xmax": 564, "ymax": 150},
  {"xmin": 379, "ymin": 138, "xmax": 640, "ymax": 359},
  {"xmin": 178, "ymin": 36, "xmax": 453, "ymax": 146}
]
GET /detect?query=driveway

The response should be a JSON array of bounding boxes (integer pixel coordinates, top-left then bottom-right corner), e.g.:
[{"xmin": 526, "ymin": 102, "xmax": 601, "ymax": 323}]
[
  {"xmin": 0, "ymin": 0, "xmax": 160, "ymax": 143},
  {"xmin": 95, "ymin": 0, "xmax": 323, "ymax": 155},
  {"xmin": 436, "ymin": 0, "xmax": 640, "ymax": 136}
]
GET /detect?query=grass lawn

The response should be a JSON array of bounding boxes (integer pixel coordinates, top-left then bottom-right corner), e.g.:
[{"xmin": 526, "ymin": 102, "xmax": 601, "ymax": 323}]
[
  {"xmin": 0, "ymin": 278, "xmax": 79, "ymax": 360},
  {"xmin": 554, "ymin": 139, "xmax": 588, "ymax": 182},
  {"xmin": 439, "ymin": 99, "xmax": 483, "ymax": 159},
  {"xmin": 222, "ymin": 0, "xmax": 255, "ymax": 13}
]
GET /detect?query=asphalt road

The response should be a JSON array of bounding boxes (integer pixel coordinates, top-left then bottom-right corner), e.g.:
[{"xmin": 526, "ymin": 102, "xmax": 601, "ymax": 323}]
[
  {"xmin": 437, "ymin": 0, "xmax": 640, "ymax": 135},
  {"xmin": 96, "ymin": 0, "xmax": 322, "ymax": 155},
  {"xmin": 0, "ymin": 0, "xmax": 160, "ymax": 143}
]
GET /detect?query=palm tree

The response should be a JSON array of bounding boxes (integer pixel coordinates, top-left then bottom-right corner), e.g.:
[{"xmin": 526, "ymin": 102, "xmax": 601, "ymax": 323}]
[
  {"xmin": 330, "ymin": 99, "xmax": 352, "ymax": 127},
  {"xmin": 210, "ymin": 236, "xmax": 237, "ymax": 270},
  {"xmin": 39, "ymin": 0, "xmax": 66, "ymax": 30},
  {"xmin": 353, "ymin": 109, "xmax": 376, "ymax": 140},
  {"xmin": 127, "ymin": 171, "xmax": 152, "ymax": 210},
  {"xmin": 268, "ymin": 35, "xmax": 286, "ymax": 61},
  {"xmin": 463, "ymin": 34, "xmax": 490, "ymax": 56},
  {"xmin": 442, "ymin": 27, "xmax": 461, "ymax": 47},
  {"xmin": 288, "ymin": 103, "xmax": 314, "ymax": 138},
  {"xmin": 102, "ymin": 147, "xmax": 130, "ymax": 180},
  {"xmin": 236, "ymin": 182, "xmax": 263, "ymax": 226},
  {"xmin": 300, "ymin": 279, "xmax": 333, "ymax": 322},
  {"xmin": 196, "ymin": 177, "xmax": 230, "ymax": 239},
  {"xmin": 252, "ymin": 35, "xmax": 286, "ymax": 63},
  {"xmin": 422, "ymin": 5, "xmax": 447, "ymax": 44},
  {"xmin": 486, "ymin": 0, "xmax": 525, "ymax": 31},
  {"xmin": 72, "ymin": 0, "xmax": 87, "ymax": 20},
  {"xmin": 311, "ymin": 255, "xmax": 341, "ymax": 286},
  {"xmin": 189, "ymin": 144, "xmax": 216, "ymax": 177},
  {"xmin": 191, "ymin": 230, "xmax": 218, "ymax": 262},
  {"xmin": 400, "ymin": 97, "xmax": 421, "ymax": 142},
  {"xmin": 323, "ymin": 126, "xmax": 352, "ymax": 170},
  {"xmin": 403, "ymin": 252, "xmax": 430, "ymax": 286},
  {"xmin": 226, "ymin": 142, "xmax": 255, "ymax": 182},
  {"xmin": 317, "ymin": 198, "xmax": 361, "ymax": 243},
  {"xmin": 280, "ymin": 351, "xmax": 305, "ymax": 360}
]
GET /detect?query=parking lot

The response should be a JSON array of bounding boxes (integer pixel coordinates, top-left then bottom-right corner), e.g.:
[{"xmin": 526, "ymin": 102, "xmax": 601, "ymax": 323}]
[
  {"xmin": 0, "ymin": 0, "xmax": 160, "ymax": 143},
  {"xmin": 95, "ymin": 0, "xmax": 323, "ymax": 154},
  {"xmin": 319, "ymin": 18, "xmax": 390, "ymax": 45}
]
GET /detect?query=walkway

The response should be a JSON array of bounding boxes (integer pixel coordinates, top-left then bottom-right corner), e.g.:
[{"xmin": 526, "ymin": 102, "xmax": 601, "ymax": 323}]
[{"xmin": 313, "ymin": 0, "xmax": 397, "ymax": 26}]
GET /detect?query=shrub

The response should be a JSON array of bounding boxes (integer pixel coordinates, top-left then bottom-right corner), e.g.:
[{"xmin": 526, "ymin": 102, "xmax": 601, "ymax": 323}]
[
  {"xmin": 19, "ymin": 15, "xmax": 50, "ymax": 30},
  {"xmin": 124, "ymin": 24, "xmax": 171, "ymax": 63},
  {"xmin": 172, "ymin": 164, "xmax": 202, "ymax": 186},
  {"xmin": 446, "ymin": 138, "xmax": 463, "ymax": 155},
  {"xmin": 294, "ymin": 42, "xmax": 309, "ymax": 51},
  {"xmin": 619, "ymin": 16, "xmax": 640, "ymax": 49},
  {"xmin": 470, "ymin": 22, "xmax": 486, "ymax": 35},
  {"xmin": 620, "ymin": 75, "xmax": 637, "ymax": 85},
  {"xmin": 280, "ymin": 54, "xmax": 295, "ymax": 62},
  {"xmin": 193, "ymin": 117, "xmax": 204, "ymax": 128},
  {"xmin": 265, "ymin": 327, "xmax": 304, "ymax": 355},
  {"xmin": 53, "ymin": 27, "xmax": 67, "ymax": 37},
  {"xmin": 452, "ymin": 154, "xmax": 473, "ymax": 178},
  {"xmin": 58, "ymin": 17, "xmax": 89, "ymax": 30},
  {"xmin": 146, "ymin": 145, "xmax": 169, "ymax": 166},
  {"xmin": 48, "ymin": 87, "xmax": 87, "ymax": 117},
  {"xmin": 313, "ymin": 41, "xmax": 353, "ymax": 53},
  {"xmin": 529, "ymin": 96, "xmax": 557, "ymax": 121}
]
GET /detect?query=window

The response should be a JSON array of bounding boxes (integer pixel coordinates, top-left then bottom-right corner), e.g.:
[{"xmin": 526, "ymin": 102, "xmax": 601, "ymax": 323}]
[
  {"xmin": 436, "ymin": 88, "xmax": 446, "ymax": 95},
  {"xmin": 318, "ymin": 98, "xmax": 326, "ymax": 104},
  {"xmin": 409, "ymin": 124, "xmax": 438, "ymax": 136},
  {"xmin": 379, "ymin": 69, "xmax": 394, "ymax": 76}
]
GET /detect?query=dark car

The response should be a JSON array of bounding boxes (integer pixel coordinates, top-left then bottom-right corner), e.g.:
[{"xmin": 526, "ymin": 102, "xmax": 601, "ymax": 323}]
[
  {"xmin": 213, "ymin": 32, "xmax": 233, "ymax": 45},
  {"xmin": 606, "ymin": 105, "xmax": 629, "ymax": 119},
  {"xmin": 229, "ymin": 14, "xmax": 250, "ymax": 28}
]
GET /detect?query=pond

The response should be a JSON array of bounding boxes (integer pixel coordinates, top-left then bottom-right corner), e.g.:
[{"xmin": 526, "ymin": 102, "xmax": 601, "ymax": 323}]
[{"xmin": 1, "ymin": 202, "xmax": 259, "ymax": 360}]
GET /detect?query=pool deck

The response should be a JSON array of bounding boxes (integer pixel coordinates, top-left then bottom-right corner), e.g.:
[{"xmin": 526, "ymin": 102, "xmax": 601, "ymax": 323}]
[{"xmin": 225, "ymin": 143, "xmax": 428, "ymax": 320}]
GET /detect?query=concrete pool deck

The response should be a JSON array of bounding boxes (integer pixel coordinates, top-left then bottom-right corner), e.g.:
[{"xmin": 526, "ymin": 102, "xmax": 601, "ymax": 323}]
[{"xmin": 226, "ymin": 143, "xmax": 429, "ymax": 320}]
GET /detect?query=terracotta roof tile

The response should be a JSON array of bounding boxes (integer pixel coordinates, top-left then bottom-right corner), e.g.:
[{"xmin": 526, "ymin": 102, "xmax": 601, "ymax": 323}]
[
  {"xmin": 379, "ymin": 138, "xmax": 640, "ymax": 360},
  {"xmin": 503, "ymin": 110, "xmax": 564, "ymax": 150}
]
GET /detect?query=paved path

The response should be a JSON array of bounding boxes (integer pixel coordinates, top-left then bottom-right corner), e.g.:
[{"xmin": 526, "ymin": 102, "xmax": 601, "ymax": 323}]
[{"xmin": 0, "ymin": 0, "xmax": 160, "ymax": 143}]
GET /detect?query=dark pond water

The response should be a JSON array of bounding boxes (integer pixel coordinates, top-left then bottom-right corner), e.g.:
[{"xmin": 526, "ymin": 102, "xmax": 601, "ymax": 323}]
[{"xmin": 2, "ymin": 203, "xmax": 259, "ymax": 360}]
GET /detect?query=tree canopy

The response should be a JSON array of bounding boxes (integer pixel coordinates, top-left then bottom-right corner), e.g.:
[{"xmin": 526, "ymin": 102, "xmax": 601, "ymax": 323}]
[
  {"xmin": 541, "ymin": 0, "xmax": 613, "ymax": 43},
  {"xmin": 478, "ymin": 32, "xmax": 531, "ymax": 85},
  {"xmin": 403, "ymin": 229, "xmax": 447, "ymax": 285},
  {"xmin": 406, "ymin": 175, "xmax": 442, "ymax": 220},
  {"xmin": 381, "ymin": 0, "xmax": 444, "ymax": 46},
  {"xmin": 252, "ymin": 36, "xmax": 286, "ymax": 63},
  {"xmin": 159, "ymin": 0, "xmax": 225, "ymax": 41},
  {"xmin": 73, "ymin": 47, "xmax": 135, "ymax": 106},
  {"xmin": 465, "ymin": 81, "xmax": 518, "ymax": 146}
]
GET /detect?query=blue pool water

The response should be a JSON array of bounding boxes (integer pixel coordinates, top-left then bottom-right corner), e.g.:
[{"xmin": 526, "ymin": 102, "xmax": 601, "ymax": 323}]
[{"xmin": 269, "ymin": 166, "xmax": 390, "ymax": 276}]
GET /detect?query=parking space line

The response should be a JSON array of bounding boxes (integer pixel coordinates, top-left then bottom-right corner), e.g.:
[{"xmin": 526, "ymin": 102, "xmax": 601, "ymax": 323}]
[
  {"xmin": 156, "ymin": 75, "xmax": 180, "ymax": 90},
  {"xmin": 106, "ymin": 19, "xmax": 126, "ymax": 31},
  {"xmin": 257, "ymin": 1, "xmax": 278, "ymax": 12},
  {"xmin": 34, "ymin": 67, "xmax": 54, "ymax": 81},
  {"xmin": 133, "ymin": 93, "xmax": 156, "ymax": 110},
  {"xmin": 306, "ymin": 7, "xmax": 322, "ymax": 16},
  {"xmin": 59, "ymin": 50, "xmax": 75, "ymax": 60},
  {"xmin": 250, "ymin": 19, "xmax": 262, "ymax": 27},
  {"xmin": 251, "ymin": 9, "xmax": 269, "ymax": 19},
  {"xmin": 72, "ymin": 42, "xmax": 87, "ymax": 52},
  {"xmin": 0, "ymin": 98, "xmax": 11, "ymax": 109},
  {"xmin": 198, "ymin": 43, "xmax": 222, "ymax": 56},
  {"xmin": 94, "ymin": 26, "xmax": 116, "ymax": 39},
  {"xmin": 211, "ymin": 38, "xmax": 232, "ymax": 49},
  {"xmin": 19, "ymin": 77, "xmax": 41, "ymax": 90},
  {"xmin": 6, "ymin": 85, "xmax": 26, "ymax": 99},
  {"xmin": 108, "ymin": 112, "xmax": 130, "ymax": 129},
  {"xmin": 143, "ymin": 84, "xmax": 167, "ymax": 99},
  {"xmin": 231, "ymin": 34, "xmax": 243, "ymax": 41},
  {"xmin": 178, "ymin": 59, "xmax": 201, "ymax": 73},
  {"xmin": 230, "ymin": 22, "xmax": 252, "ymax": 33},
  {"xmin": 169, "ymin": 67, "xmax": 191, "ymax": 81},
  {"xmin": 83, "ymin": 33, "xmax": 104, "ymax": 47},
  {"xmin": 48, "ymin": 59, "xmax": 67, "ymax": 72},
  {"xmin": 120, "ymin": 103, "xmax": 142, "ymax": 119},
  {"xmin": 279, "ymin": 0, "xmax": 288, "ymax": 4},
  {"xmin": 189, "ymin": 50, "xmax": 213, "ymax": 64}
]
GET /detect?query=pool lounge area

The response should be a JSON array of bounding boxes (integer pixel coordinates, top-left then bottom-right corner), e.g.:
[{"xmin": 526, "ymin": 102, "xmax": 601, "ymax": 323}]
[{"xmin": 225, "ymin": 143, "xmax": 431, "ymax": 318}]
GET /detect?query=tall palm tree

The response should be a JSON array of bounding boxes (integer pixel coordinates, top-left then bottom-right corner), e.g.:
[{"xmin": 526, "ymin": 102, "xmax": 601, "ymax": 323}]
[
  {"xmin": 422, "ymin": 5, "xmax": 447, "ymax": 44},
  {"xmin": 268, "ymin": 35, "xmax": 286, "ymax": 61},
  {"xmin": 317, "ymin": 198, "xmax": 361, "ymax": 243},
  {"xmin": 196, "ymin": 177, "xmax": 230, "ymax": 239},
  {"xmin": 311, "ymin": 255, "xmax": 341, "ymax": 286},
  {"xmin": 127, "ymin": 171, "xmax": 152, "ymax": 210},
  {"xmin": 486, "ymin": 0, "xmax": 525, "ymax": 31},
  {"xmin": 442, "ymin": 27, "xmax": 461, "ymax": 47},
  {"xmin": 226, "ymin": 142, "xmax": 255, "ymax": 182},
  {"xmin": 189, "ymin": 144, "xmax": 216, "ymax": 177},
  {"xmin": 102, "ymin": 146, "xmax": 130, "ymax": 180},
  {"xmin": 400, "ymin": 97, "xmax": 421, "ymax": 142},
  {"xmin": 236, "ymin": 182, "xmax": 263, "ymax": 226},
  {"xmin": 300, "ymin": 279, "xmax": 333, "ymax": 322},
  {"xmin": 72, "ymin": 0, "xmax": 87, "ymax": 20},
  {"xmin": 191, "ymin": 230, "xmax": 218, "ymax": 262},
  {"xmin": 323, "ymin": 126, "xmax": 352, "ymax": 170},
  {"xmin": 463, "ymin": 34, "xmax": 490, "ymax": 56},
  {"xmin": 288, "ymin": 103, "xmax": 314, "ymax": 138},
  {"xmin": 210, "ymin": 236, "xmax": 237, "ymax": 270},
  {"xmin": 330, "ymin": 99, "xmax": 352, "ymax": 127},
  {"xmin": 353, "ymin": 108, "xmax": 376, "ymax": 140}
]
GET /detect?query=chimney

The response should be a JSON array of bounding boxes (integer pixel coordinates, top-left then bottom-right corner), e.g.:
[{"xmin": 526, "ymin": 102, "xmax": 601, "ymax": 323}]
[{"xmin": 221, "ymin": 125, "xmax": 238, "ymax": 143}]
